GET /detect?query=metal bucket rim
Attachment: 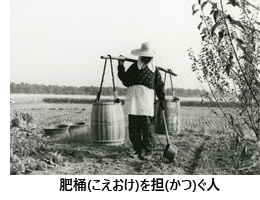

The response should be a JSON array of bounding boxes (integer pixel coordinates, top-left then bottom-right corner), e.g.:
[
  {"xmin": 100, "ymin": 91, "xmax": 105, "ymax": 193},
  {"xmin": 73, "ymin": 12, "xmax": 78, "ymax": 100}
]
[
  {"xmin": 68, "ymin": 122, "xmax": 86, "ymax": 126},
  {"xmin": 43, "ymin": 124, "xmax": 69, "ymax": 130}
]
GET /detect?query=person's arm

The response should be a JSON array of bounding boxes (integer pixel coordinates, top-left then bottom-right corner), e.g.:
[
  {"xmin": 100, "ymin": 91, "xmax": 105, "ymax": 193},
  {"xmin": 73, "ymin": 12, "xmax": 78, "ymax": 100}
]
[
  {"xmin": 154, "ymin": 67, "xmax": 166, "ymax": 110},
  {"xmin": 117, "ymin": 62, "xmax": 135, "ymax": 87}
]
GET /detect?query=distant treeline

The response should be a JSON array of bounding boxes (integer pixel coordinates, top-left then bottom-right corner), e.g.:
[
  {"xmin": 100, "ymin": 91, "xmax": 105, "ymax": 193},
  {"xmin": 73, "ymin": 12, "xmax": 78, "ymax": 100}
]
[{"xmin": 10, "ymin": 82, "xmax": 203, "ymax": 97}]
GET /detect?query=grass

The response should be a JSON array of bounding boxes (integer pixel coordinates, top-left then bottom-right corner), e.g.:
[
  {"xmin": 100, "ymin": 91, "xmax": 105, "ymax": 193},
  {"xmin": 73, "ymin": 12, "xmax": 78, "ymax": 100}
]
[
  {"xmin": 10, "ymin": 102, "xmax": 260, "ymax": 175},
  {"xmin": 59, "ymin": 127, "xmax": 91, "ymax": 145}
]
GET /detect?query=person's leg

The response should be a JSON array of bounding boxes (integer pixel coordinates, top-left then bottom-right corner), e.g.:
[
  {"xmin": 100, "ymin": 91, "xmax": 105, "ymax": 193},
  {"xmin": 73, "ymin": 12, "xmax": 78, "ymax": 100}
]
[
  {"xmin": 128, "ymin": 115, "xmax": 143, "ymax": 154},
  {"xmin": 140, "ymin": 116, "xmax": 155, "ymax": 156}
]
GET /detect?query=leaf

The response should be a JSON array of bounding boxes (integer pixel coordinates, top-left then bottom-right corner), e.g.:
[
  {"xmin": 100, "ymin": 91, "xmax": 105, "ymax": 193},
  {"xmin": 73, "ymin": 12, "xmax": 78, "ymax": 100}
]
[
  {"xmin": 255, "ymin": 129, "xmax": 260, "ymax": 141},
  {"xmin": 236, "ymin": 38, "xmax": 244, "ymax": 45},
  {"xmin": 211, "ymin": 22, "xmax": 221, "ymax": 36},
  {"xmin": 192, "ymin": 4, "xmax": 200, "ymax": 15},
  {"xmin": 218, "ymin": 30, "xmax": 224, "ymax": 44},
  {"xmin": 193, "ymin": 9, "xmax": 199, "ymax": 15},
  {"xmin": 237, "ymin": 42, "xmax": 247, "ymax": 54},
  {"xmin": 231, "ymin": 19, "xmax": 245, "ymax": 30},
  {"xmin": 17, "ymin": 163, "xmax": 25, "ymax": 173},
  {"xmin": 226, "ymin": 65, "xmax": 232, "ymax": 76},
  {"xmin": 197, "ymin": 22, "xmax": 203, "ymax": 30},
  {"xmin": 226, "ymin": 14, "xmax": 244, "ymax": 30},
  {"xmin": 30, "ymin": 148, "xmax": 38, "ymax": 155},
  {"xmin": 230, "ymin": 32, "xmax": 236, "ymax": 39},
  {"xmin": 227, "ymin": 0, "xmax": 240, "ymax": 7},
  {"xmin": 210, "ymin": 8, "xmax": 214, "ymax": 15},
  {"xmin": 240, "ymin": 145, "xmax": 248, "ymax": 159},
  {"xmin": 229, "ymin": 52, "xmax": 234, "ymax": 60},
  {"xmin": 201, "ymin": 35, "xmax": 207, "ymax": 41},
  {"xmin": 240, "ymin": 54, "xmax": 252, "ymax": 63},
  {"xmin": 201, "ymin": 1, "xmax": 208, "ymax": 10},
  {"xmin": 36, "ymin": 162, "xmax": 47, "ymax": 171},
  {"xmin": 192, "ymin": 4, "xmax": 197, "ymax": 12},
  {"xmin": 256, "ymin": 116, "xmax": 260, "ymax": 123},
  {"xmin": 255, "ymin": 21, "xmax": 260, "ymax": 26},
  {"xmin": 226, "ymin": 14, "xmax": 233, "ymax": 22},
  {"xmin": 227, "ymin": 113, "xmax": 234, "ymax": 125},
  {"xmin": 235, "ymin": 135, "xmax": 240, "ymax": 149},
  {"xmin": 213, "ymin": 10, "xmax": 219, "ymax": 23}
]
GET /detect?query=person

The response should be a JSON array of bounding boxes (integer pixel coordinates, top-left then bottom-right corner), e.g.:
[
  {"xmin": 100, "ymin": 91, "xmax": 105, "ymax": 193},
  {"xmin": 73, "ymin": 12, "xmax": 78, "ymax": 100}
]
[{"xmin": 117, "ymin": 42, "xmax": 166, "ymax": 160}]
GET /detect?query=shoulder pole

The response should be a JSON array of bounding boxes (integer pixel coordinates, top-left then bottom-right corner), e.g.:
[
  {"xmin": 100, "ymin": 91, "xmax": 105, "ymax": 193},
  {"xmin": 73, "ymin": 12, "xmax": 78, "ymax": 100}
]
[{"xmin": 100, "ymin": 55, "xmax": 177, "ymax": 76}]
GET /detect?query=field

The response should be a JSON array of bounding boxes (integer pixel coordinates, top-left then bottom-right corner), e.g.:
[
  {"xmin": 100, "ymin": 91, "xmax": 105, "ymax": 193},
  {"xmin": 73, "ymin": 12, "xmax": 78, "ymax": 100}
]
[
  {"xmin": 10, "ymin": 94, "xmax": 204, "ymax": 103},
  {"xmin": 10, "ymin": 95, "xmax": 260, "ymax": 175},
  {"xmin": 10, "ymin": 102, "xmax": 230, "ymax": 131}
]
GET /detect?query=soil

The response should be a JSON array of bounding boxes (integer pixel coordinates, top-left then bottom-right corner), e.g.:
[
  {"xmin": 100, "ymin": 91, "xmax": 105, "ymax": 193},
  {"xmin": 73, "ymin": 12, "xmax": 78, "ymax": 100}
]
[{"xmin": 29, "ymin": 129, "xmax": 190, "ymax": 175}]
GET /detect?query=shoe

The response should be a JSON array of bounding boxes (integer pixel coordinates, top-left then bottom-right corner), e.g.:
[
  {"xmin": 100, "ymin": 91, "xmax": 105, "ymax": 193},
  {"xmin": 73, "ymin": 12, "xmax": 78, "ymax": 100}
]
[
  {"xmin": 143, "ymin": 150, "xmax": 153, "ymax": 160},
  {"xmin": 130, "ymin": 151, "xmax": 145, "ymax": 161},
  {"xmin": 145, "ymin": 150, "xmax": 152, "ymax": 156},
  {"xmin": 140, "ymin": 149, "xmax": 146, "ymax": 157},
  {"xmin": 130, "ymin": 150, "xmax": 141, "ymax": 158},
  {"xmin": 137, "ymin": 154, "xmax": 145, "ymax": 160}
]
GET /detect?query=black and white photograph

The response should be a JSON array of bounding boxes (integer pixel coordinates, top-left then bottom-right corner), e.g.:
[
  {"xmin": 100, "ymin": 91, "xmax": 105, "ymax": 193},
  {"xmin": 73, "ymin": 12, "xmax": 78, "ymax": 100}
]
[{"xmin": 5, "ymin": 0, "xmax": 260, "ymax": 197}]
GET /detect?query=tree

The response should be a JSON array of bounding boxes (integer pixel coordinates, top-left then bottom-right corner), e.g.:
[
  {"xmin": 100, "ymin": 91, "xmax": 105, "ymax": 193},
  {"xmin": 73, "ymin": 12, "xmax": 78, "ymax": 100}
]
[
  {"xmin": 188, "ymin": 0, "xmax": 260, "ymax": 155},
  {"xmin": 10, "ymin": 82, "xmax": 17, "ymax": 93}
]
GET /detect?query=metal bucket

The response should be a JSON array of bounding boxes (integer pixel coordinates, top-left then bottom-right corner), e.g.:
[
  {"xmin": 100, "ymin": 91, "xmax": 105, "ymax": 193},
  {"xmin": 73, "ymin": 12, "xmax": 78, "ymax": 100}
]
[
  {"xmin": 155, "ymin": 99, "xmax": 181, "ymax": 135},
  {"xmin": 43, "ymin": 124, "xmax": 69, "ymax": 138},
  {"xmin": 68, "ymin": 122, "xmax": 87, "ymax": 134}
]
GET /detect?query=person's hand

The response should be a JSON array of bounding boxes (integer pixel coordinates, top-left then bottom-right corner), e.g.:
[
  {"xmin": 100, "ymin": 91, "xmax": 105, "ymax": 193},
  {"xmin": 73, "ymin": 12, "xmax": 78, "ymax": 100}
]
[
  {"xmin": 113, "ymin": 91, "xmax": 120, "ymax": 103},
  {"xmin": 118, "ymin": 60, "xmax": 125, "ymax": 66},
  {"xmin": 118, "ymin": 55, "xmax": 125, "ymax": 66},
  {"xmin": 173, "ymin": 96, "xmax": 179, "ymax": 102},
  {"xmin": 159, "ymin": 100, "xmax": 166, "ymax": 111}
]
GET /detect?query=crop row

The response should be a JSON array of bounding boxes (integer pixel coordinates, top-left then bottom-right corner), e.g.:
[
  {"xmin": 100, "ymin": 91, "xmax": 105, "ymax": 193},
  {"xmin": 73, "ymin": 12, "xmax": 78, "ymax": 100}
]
[
  {"xmin": 43, "ymin": 98, "xmax": 241, "ymax": 108},
  {"xmin": 10, "ymin": 103, "xmax": 239, "ymax": 130}
]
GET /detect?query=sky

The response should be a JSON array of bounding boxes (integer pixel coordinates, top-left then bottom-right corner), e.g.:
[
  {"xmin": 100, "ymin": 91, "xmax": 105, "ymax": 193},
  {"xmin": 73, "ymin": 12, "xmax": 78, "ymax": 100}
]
[{"xmin": 10, "ymin": 0, "xmax": 205, "ymax": 90}]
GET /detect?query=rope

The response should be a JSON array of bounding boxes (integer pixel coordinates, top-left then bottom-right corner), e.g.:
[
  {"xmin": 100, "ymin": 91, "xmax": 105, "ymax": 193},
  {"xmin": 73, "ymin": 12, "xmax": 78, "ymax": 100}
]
[
  {"xmin": 95, "ymin": 58, "xmax": 108, "ymax": 102},
  {"xmin": 163, "ymin": 69, "xmax": 176, "ymax": 99},
  {"xmin": 169, "ymin": 69, "xmax": 175, "ymax": 98},
  {"xmin": 95, "ymin": 55, "xmax": 118, "ymax": 103},
  {"xmin": 108, "ymin": 55, "xmax": 116, "ymax": 92}
]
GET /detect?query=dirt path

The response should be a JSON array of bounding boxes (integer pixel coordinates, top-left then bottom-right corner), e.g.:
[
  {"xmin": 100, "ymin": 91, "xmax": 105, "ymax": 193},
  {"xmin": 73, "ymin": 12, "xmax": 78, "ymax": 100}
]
[{"xmin": 29, "ymin": 130, "xmax": 203, "ymax": 175}]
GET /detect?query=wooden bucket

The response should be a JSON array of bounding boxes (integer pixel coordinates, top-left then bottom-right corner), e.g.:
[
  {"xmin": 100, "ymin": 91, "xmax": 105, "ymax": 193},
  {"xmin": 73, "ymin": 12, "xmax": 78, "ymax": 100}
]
[
  {"xmin": 155, "ymin": 99, "xmax": 181, "ymax": 135},
  {"xmin": 91, "ymin": 102, "xmax": 125, "ymax": 145}
]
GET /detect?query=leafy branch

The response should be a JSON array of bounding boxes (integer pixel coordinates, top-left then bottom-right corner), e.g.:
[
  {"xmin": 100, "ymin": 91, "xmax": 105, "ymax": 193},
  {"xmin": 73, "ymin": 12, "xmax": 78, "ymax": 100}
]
[{"xmin": 189, "ymin": 0, "xmax": 260, "ymax": 147}]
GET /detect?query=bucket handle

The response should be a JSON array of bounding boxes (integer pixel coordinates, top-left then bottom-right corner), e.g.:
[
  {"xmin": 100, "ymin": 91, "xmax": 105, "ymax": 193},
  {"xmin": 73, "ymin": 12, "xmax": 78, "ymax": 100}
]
[
  {"xmin": 95, "ymin": 55, "xmax": 120, "ymax": 103},
  {"xmin": 162, "ymin": 110, "xmax": 170, "ymax": 145},
  {"xmin": 164, "ymin": 69, "xmax": 176, "ymax": 100},
  {"xmin": 164, "ymin": 70, "xmax": 180, "ymax": 102}
]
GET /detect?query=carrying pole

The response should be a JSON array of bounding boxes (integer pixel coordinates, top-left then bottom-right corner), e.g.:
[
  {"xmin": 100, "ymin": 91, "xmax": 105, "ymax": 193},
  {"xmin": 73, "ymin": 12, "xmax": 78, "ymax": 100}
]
[{"xmin": 100, "ymin": 55, "xmax": 177, "ymax": 76}]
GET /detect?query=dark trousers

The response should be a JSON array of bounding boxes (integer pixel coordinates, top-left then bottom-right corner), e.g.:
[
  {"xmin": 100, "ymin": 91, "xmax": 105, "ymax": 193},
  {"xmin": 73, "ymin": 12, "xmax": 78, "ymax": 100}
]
[{"xmin": 128, "ymin": 115, "xmax": 155, "ymax": 153}]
